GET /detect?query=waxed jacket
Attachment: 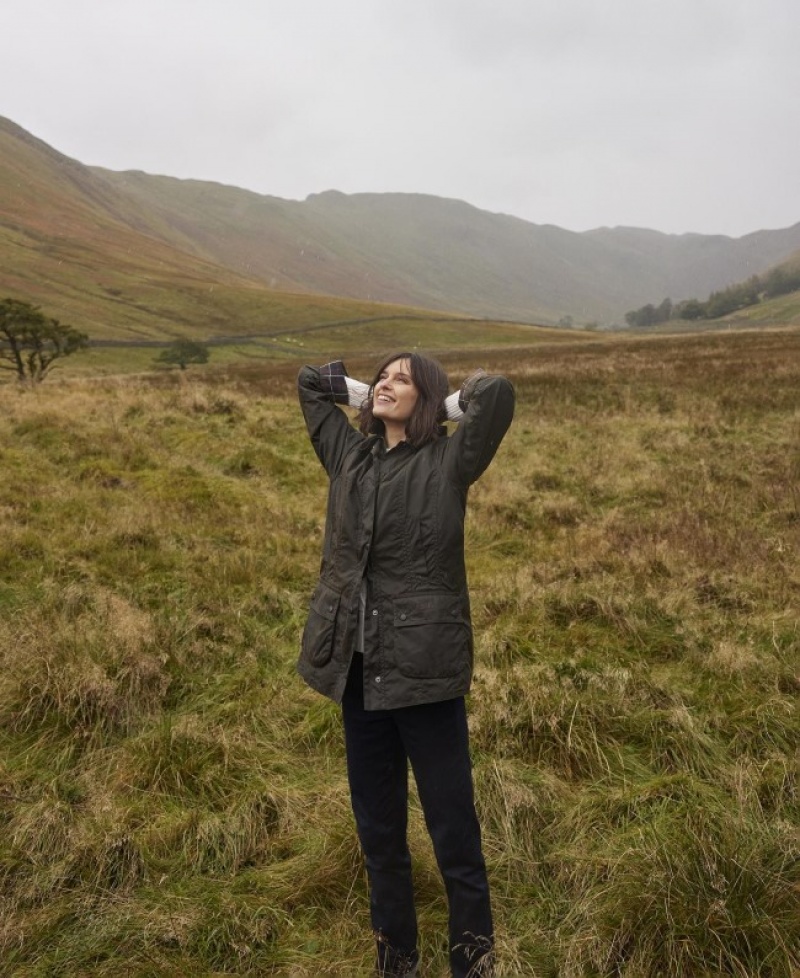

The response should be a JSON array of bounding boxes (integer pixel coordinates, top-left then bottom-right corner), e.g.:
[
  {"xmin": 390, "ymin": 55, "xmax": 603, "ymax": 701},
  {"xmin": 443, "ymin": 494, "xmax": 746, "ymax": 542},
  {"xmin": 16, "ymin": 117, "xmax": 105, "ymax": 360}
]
[{"xmin": 297, "ymin": 364, "xmax": 515, "ymax": 710}]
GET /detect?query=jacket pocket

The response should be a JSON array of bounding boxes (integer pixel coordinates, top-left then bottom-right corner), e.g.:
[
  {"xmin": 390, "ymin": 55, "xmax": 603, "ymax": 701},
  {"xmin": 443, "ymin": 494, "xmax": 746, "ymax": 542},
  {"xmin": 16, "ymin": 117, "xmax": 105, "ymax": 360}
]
[
  {"xmin": 392, "ymin": 592, "xmax": 471, "ymax": 679},
  {"xmin": 301, "ymin": 582, "xmax": 341, "ymax": 667}
]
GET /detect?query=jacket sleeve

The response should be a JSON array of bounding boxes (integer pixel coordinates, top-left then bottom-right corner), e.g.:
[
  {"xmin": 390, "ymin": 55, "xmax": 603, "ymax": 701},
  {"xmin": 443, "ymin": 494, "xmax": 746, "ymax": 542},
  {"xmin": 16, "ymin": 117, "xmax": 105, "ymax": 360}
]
[
  {"xmin": 298, "ymin": 364, "xmax": 364, "ymax": 478},
  {"xmin": 445, "ymin": 373, "xmax": 515, "ymax": 487}
]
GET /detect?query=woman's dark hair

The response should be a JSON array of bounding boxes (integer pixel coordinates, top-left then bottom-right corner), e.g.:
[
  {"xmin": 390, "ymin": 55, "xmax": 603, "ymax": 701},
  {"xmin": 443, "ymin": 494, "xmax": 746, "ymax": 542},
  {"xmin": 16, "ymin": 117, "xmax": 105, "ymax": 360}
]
[{"xmin": 357, "ymin": 351, "xmax": 449, "ymax": 448}]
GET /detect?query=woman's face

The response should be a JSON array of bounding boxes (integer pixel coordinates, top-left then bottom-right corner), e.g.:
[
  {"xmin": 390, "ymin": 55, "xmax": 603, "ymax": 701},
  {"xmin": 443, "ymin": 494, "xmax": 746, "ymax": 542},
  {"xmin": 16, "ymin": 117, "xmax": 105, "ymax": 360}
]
[{"xmin": 372, "ymin": 358, "xmax": 419, "ymax": 429}]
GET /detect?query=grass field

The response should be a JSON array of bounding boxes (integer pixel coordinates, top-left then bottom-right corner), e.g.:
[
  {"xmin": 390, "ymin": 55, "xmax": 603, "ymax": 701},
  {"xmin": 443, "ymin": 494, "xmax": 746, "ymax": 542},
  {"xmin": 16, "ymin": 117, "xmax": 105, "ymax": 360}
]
[
  {"xmin": 66, "ymin": 315, "xmax": 569, "ymax": 379},
  {"xmin": 1, "ymin": 327, "xmax": 798, "ymax": 976}
]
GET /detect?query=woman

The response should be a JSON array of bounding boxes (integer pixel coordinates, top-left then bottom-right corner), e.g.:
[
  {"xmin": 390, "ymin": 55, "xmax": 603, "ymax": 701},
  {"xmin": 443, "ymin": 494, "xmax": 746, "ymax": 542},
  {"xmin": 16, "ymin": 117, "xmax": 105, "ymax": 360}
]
[{"xmin": 297, "ymin": 352, "xmax": 515, "ymax": 977}]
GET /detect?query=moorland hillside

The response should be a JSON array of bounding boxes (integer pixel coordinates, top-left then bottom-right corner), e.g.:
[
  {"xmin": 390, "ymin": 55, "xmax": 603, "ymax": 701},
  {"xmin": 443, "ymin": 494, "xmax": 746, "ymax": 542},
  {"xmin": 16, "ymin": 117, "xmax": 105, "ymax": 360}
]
[
  {"xmin": 1, "ymin": 116, "xmax": 442, "ymax": 344},
  {"xmin": 3, "ymin": 115, "xmax": 800, "ymax": 338}
]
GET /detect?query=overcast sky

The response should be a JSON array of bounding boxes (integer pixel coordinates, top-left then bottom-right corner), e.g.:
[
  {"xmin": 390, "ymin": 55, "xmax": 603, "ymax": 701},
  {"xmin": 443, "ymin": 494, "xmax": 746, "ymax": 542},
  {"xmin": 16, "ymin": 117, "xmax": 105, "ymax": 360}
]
[{"xmin": 3, "ymin": 0, "xmax": 799, "ymax": 237}]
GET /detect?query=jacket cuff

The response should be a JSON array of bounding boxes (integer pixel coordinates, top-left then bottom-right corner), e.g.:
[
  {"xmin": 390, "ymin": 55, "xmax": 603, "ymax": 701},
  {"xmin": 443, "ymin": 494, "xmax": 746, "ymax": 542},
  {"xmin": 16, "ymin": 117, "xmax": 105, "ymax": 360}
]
[
  {"xmin": 318, "ymin": 360, "xmax": 349, "ymax": 404},
  {"xmin": 458, "ymin": 368, "xmax": 488, "ymax": 412}
]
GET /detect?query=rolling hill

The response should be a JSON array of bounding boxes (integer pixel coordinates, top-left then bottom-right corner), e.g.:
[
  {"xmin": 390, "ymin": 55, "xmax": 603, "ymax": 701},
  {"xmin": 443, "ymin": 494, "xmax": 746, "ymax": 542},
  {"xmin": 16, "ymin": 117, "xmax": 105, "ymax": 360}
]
[
  {"xmin": 88, "ymin": 172, "xmax": 800, "ymax": 325},
  {"xmin": 716, "ymin": 247, "xmax": 800, "ymax": 325},
  {"xmin": 2, "ymin": 114, "xmax": 800, "ymax": 338},
  {"xmin": 0, "ymin": 116, "xmax": 433, "ymax": 342}
]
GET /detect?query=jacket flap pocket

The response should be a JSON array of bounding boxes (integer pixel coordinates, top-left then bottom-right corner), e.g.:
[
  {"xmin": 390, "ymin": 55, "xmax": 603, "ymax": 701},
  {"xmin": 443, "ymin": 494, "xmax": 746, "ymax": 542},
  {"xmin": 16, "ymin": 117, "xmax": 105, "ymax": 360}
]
[
  {"xmin": 309, "ymin": 583, "xmax": 341, "ymax": 622},
  {"xmin": 393, "ymin": 593, "xmax": 466, "ymax": 627}
]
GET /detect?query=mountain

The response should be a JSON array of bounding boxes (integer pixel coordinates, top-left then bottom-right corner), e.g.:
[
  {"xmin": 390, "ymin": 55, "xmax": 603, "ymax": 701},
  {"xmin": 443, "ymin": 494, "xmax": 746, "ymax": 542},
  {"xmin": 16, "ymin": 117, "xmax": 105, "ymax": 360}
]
[
  {"xmin": 0, "ymin": 117, "xmax": 424, "ymax": 341},
  {"xmin": 85, "ymin": 172, "xmax": 800, "ymax": 325},
  {"xmin": 3, "ymin": 114, "xmax": 800, "ymax": 336}
]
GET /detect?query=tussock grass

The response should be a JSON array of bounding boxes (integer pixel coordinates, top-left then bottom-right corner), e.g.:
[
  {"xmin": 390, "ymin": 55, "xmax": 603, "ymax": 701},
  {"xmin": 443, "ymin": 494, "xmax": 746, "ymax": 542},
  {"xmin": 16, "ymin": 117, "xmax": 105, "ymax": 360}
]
[
  {"xmin": 1, "ymin": 328, "xmax": 799, "ymax": 976},
  {"xmin": 555, "ymin": 784, "xmax": 797, "ymax": 977}
]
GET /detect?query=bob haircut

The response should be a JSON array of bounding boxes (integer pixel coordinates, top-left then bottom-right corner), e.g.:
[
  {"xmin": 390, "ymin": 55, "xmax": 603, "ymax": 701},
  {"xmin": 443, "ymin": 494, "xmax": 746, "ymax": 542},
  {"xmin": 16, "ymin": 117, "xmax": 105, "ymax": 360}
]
[{"xmin": 357, "ymin": 351, "xmax": 449, "ymax": 449}]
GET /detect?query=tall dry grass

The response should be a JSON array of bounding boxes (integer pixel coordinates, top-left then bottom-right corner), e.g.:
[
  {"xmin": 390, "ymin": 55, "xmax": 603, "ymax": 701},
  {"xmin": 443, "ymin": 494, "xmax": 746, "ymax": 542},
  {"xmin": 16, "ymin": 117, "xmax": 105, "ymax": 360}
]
[{"xmin": 1, "ymin": 328, "xmax": 798, "ymax": 976}]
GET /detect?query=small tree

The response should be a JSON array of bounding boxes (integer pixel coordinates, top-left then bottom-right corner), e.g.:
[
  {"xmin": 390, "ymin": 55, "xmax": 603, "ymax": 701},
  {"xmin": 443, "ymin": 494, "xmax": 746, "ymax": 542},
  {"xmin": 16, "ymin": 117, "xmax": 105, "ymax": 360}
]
[
  {"xmin": 675, "ymin": 298, "xmax": 706, "ymax": 321},
  {"xmin": 0, "ymin": 298, "xmax": 89, "ymax": 383},
  {"xmin": 155, "ymin": 338, "xmax": 211, "ymax": 370}
]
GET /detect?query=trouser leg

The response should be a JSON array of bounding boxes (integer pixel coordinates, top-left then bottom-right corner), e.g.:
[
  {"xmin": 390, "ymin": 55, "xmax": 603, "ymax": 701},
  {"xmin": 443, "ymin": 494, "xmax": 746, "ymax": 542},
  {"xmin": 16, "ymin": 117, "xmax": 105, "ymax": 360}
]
[
  {"xmin": 398, "ymin": 697, "xmax": 494, "ymax": 978},
  {"xmin": 341, "ymin": 659, "xmax": 419, "ymax": 970}
]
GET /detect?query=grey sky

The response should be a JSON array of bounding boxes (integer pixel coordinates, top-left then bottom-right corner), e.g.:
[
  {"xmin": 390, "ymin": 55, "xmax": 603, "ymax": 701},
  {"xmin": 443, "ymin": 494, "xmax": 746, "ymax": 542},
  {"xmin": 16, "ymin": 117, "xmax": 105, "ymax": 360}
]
[{"xmin": 3, "ymin": 0, "xmax": 799, "ymax": 236}]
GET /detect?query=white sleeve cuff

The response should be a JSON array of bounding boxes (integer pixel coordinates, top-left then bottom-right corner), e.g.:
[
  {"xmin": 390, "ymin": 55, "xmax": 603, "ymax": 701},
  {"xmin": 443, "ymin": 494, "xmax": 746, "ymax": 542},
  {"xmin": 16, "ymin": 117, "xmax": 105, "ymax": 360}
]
[
  {"xmin": 445, "ymin": 391, "xmax": 464, "ymax": 421},
  {"xmin": 344, "ymin": 377, "xmax": 371, "ymax": 409}
]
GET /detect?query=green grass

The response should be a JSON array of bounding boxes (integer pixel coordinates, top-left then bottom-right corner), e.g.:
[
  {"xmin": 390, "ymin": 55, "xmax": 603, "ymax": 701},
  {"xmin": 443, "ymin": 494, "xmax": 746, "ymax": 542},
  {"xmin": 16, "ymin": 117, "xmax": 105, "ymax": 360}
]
[
  {"xmin": 731, "ymin": 292, "xmax": 800, "ymax": 326},
  {"xmin": 1, "ymin": 328, "xmax": 799, "ymax": 976},
  {"xmin": 58, "ymin": 316, "xmax": 571, "ymax": 378}
]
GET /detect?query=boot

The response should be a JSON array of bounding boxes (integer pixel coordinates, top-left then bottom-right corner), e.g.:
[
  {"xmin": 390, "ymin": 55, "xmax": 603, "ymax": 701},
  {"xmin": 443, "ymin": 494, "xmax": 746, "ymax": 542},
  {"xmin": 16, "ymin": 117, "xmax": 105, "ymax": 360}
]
[
  {"xmin": 376, "ymin": 958, "xmax": 418, "ymax": 977},
  {"xmin": 375, "ymin": 932, "xmax": 420, "ymax": 977}
]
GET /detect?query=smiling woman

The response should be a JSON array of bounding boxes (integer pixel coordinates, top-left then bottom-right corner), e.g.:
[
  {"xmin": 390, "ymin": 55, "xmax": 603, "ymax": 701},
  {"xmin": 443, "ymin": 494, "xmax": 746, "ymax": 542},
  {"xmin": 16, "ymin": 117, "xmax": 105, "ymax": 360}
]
[
  {"xmin": 357, "ymin": 352, "xmax": 450, "ymax": 451},
  {"xmin": 370, "ymin": 359, "xmax": 420, "ymax": 447},
  {"xmin": 297, "ymin": 352, "xmax": 515, "ymax": 977}
]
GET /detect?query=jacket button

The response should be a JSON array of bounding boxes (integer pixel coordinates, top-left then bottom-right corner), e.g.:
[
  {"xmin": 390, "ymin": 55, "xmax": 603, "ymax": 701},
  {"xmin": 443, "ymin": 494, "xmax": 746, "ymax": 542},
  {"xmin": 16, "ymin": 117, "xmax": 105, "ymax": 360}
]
[
  {"xmin": 328, "ymin": 604, "xmax": 334, "ymax": 613},
  {"xmin": 371, "ymin": 609, "xmax": 378, "ymax": 616},
  {"xmin": 375, "ymin": 676, "xmax": 382, "ymax": 683},
  {"xmin": 400, "ymin": 613, "xmax": 407, "ymax": 621}
]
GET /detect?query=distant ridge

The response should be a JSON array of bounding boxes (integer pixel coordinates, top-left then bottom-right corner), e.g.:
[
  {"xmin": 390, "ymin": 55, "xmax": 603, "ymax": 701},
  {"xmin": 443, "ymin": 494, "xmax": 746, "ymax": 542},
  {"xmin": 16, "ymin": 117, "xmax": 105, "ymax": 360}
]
[
  {"xmin": 2, "ymin": 114, "xmax": 800, "ymax": 333},
  {"xmin": 86, "ymin": 172, "xmax": 800, "ymax": 323}
]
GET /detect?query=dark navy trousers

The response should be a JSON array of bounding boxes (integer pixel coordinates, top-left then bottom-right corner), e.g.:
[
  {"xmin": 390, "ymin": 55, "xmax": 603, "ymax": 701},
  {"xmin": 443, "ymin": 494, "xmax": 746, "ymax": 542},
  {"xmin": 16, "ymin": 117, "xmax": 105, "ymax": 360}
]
[{"xmin": 342, "ymin": 655, "xmax": 494, "ymax": 977}]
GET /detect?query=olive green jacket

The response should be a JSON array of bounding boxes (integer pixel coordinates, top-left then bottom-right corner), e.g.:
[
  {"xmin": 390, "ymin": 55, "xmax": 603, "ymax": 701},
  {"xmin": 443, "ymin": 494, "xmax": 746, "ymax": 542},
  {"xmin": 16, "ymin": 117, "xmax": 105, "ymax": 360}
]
[{"xmin": 297, "ymin": 365, "xmax": 515, "ymax": 709}]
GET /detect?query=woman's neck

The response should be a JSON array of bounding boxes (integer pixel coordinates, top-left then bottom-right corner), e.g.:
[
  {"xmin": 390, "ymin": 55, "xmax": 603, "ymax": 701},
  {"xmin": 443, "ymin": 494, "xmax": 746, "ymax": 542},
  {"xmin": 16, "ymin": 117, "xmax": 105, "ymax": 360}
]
[{"xmin": 383, "ymin": 421, "xmax": 406, "ymax": 450}]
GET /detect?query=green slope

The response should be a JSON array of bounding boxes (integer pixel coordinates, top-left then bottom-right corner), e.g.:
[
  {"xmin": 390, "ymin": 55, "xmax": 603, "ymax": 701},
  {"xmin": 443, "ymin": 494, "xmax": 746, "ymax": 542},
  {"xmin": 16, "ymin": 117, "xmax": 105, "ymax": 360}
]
[
  {"xmin": 94, "ymin": 173, "xmax": 800, "ymax": 326},
  {"xmin": 4, "ymin": 114, "xmax": 800, "ymax": 336},
  {"xmin": 1, "ymin": 117, "xmax": 503, "ymax": 344},
  {"xmin": 722, "ymin": 247, "xmax": 800, "ymax": 325}
]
